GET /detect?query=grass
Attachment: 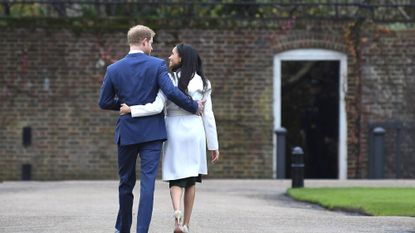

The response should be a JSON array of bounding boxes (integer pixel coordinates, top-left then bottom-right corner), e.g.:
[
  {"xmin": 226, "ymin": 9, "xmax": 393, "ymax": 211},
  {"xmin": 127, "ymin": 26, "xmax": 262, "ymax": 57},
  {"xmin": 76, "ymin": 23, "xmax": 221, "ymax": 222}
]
[{"xmin": 287, "ymin": 187, "xmax": 415, "ymax": 217}]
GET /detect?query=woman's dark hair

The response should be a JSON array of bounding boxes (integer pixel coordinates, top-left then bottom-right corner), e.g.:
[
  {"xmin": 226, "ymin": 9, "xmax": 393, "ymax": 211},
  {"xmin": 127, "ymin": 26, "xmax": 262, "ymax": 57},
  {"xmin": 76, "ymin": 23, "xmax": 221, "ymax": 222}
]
[{"xmin": 174, "ymin": 44, "xmax": 208, "ymax": 94}]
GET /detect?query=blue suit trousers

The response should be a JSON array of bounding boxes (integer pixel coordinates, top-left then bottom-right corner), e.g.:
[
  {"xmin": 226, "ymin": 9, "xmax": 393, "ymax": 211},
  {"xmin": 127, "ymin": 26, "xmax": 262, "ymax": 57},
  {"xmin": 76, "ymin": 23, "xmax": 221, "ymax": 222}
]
[{"xmin": 115, "ymin": 140, "xmax": 162, "ymax": 233}]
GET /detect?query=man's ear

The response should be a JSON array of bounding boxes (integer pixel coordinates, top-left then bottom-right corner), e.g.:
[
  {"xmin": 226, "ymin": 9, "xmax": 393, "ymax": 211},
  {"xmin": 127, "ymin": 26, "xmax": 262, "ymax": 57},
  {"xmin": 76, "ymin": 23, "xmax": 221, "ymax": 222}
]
[{"xmin": 141, "ymin": 38, "xmax": 148, "ymax": 47}]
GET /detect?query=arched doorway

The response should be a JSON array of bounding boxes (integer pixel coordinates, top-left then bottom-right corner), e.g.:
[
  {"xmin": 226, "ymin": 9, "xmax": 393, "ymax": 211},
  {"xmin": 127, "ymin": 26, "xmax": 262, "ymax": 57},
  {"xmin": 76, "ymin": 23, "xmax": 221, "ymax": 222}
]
[{"xmin": 273, "ymin": 49, "xmax": 348, "ymax": 179}]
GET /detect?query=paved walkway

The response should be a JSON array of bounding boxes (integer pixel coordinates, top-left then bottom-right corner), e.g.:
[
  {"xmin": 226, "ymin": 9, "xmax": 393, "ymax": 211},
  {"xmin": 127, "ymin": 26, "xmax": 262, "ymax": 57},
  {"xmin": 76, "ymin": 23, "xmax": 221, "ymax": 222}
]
[{"xmin": 0, "ymin": 179, "xmax": 414, "ymax": 233}]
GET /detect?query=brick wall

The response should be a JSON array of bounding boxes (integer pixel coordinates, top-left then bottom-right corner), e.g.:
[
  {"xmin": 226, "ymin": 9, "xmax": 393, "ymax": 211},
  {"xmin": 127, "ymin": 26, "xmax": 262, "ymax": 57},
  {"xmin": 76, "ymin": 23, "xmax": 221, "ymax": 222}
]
[
  {"xmin": 1, "ymin": 20, "xmax": 414, "ymax": 180},
  {"xmin": 360, "ymin": 25, "xmax": 415, "ymax": 178}
]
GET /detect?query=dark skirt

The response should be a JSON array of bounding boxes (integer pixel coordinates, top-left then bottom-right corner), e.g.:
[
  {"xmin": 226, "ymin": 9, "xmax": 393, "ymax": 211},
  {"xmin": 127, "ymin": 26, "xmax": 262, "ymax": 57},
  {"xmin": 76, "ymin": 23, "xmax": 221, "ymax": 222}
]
[{"xmin": 169, "ymin": 174, "xmax": 202, "ymax": 188}]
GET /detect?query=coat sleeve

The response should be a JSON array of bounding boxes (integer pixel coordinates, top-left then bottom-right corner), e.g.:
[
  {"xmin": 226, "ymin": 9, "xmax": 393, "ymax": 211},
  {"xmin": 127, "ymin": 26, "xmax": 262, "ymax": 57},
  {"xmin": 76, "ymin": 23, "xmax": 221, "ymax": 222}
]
[
  {"xmin": 202, "ymin": 82, "xmax": 219, "ymax": 150},
  {"xmin": 130, "ymin": 90, "xmax": 166, "ymax": 117},
  {"xmin": 98, "ymin": 69, "xmax": 121, "ymax": 111},
  {"xmin": 157, "ymin": 62, "xmax": 198, "ymax": 114}
]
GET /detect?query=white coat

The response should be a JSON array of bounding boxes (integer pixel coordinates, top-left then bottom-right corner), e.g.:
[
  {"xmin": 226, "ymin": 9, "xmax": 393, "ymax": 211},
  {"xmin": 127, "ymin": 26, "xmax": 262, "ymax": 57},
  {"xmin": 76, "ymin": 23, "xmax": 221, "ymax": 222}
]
[{"xmin": 130, "ymin": 72, "xmax": 219, "ymax": 181}]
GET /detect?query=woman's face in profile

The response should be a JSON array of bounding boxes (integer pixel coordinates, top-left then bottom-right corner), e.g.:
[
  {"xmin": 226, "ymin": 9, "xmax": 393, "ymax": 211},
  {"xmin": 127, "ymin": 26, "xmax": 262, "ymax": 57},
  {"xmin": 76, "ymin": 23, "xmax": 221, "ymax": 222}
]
[{"xmin": 168, "ymin": 47, "xmax": 181, "ymax": 70}]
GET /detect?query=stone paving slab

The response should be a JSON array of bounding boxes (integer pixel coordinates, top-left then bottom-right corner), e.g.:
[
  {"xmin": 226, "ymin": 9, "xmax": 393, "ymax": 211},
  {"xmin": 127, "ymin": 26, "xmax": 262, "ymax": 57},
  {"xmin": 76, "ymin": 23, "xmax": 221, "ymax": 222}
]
[{"xmin": 0, "ymin": 179, "xmax": 414, "ymax": 233}]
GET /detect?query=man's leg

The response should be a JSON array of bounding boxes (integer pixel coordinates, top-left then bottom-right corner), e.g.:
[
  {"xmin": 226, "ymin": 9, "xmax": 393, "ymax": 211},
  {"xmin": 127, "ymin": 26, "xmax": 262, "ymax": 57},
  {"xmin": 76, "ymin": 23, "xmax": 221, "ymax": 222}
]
[
  {"xmin": 136, "ymin": 140, "xmax": 162, "ymax": 233},
  {"xmin": 115, "ymin": 144, "xmax": 139, "ymax": 233}
]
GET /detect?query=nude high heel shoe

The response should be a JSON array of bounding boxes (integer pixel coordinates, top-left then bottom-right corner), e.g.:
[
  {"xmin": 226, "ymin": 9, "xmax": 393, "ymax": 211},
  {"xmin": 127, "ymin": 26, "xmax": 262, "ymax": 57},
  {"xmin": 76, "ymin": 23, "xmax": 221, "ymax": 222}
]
[
  {"xmin": 173, "ymin": 210, "xmax": 183, "ymax": 233},
  {"xmin": 181, "ymin": 224, "xmax": 189, "ymax": 233}
]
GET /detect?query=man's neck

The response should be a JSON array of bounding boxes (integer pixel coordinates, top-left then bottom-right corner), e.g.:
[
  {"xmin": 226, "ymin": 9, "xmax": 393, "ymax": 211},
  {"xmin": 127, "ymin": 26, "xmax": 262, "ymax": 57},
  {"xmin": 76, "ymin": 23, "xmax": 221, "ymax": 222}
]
[{"xmin": 130, "ymin": 45, "xmax": 144, "ymax": 52}]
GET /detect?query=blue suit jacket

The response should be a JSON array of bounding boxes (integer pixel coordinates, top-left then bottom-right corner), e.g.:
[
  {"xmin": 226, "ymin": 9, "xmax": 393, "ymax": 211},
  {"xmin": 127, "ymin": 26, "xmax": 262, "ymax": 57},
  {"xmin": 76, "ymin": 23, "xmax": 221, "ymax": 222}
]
[{"xmin": 98, "ymin": 53, "xmax": 197, "ymax": 145}]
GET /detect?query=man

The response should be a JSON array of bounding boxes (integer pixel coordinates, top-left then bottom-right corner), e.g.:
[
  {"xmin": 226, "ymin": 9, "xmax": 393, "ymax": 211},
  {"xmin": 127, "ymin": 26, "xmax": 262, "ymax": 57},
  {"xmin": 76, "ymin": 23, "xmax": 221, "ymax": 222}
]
[{"xmin": 98, "ymin": 25, "xmax": 204, "ymax": 233}]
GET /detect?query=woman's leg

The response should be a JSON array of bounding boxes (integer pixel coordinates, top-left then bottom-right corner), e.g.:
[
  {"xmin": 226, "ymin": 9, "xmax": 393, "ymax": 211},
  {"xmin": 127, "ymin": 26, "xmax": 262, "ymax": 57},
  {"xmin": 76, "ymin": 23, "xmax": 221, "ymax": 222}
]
[
  {"xmin": 170, "ymin": 185, "xmax": 183, "ymax": 231},
  {"xmin": 170, "ymin": 185, "xmax": 183, "ymax": 211},
  {"xmin": 183, "ymin": 184, "xmax": 196, "ymax": 227}
]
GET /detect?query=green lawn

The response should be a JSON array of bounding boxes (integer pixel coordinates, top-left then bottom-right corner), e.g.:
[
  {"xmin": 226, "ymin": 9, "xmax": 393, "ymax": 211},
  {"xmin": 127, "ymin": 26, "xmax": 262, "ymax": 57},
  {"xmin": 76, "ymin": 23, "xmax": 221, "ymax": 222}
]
[{"xmin": 287, "ymin": 187, "xmax": 415, "ymax": 217}]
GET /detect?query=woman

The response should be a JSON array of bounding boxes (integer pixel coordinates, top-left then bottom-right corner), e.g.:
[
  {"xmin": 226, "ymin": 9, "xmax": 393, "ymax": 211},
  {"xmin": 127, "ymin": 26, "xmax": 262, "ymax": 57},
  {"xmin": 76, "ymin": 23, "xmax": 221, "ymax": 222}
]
[{"xmin": 120, "ymin": 44, "xmax": 220, "ymax": 233}]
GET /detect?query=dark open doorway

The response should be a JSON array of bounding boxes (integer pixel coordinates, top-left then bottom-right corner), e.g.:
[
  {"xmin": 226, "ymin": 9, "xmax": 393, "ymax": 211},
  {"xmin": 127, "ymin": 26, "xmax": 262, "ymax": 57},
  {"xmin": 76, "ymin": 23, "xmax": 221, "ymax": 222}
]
[{"xmin": 281, "ymin": 61, "xmax": 339, "ymax": 179}]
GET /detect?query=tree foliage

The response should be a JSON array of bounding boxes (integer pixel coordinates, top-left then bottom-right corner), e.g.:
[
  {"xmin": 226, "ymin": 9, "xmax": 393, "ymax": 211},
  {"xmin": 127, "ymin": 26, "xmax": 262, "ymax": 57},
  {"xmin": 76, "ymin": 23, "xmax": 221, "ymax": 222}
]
[{"xmin": 1, "ymin": 1, "xmax": 414, "ymax": 25}]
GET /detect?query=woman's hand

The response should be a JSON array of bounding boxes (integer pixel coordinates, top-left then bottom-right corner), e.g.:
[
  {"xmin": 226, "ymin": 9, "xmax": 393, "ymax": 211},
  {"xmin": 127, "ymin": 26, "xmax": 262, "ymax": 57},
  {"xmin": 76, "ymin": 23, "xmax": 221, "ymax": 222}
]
[
  {"xmin": 120, "ymin": 103, "xmax": 131, "ymax": 115},
  {"xmin": 210, "ymin": 150, "xmax": 220, "ymax": 164}
]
